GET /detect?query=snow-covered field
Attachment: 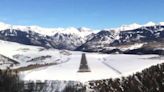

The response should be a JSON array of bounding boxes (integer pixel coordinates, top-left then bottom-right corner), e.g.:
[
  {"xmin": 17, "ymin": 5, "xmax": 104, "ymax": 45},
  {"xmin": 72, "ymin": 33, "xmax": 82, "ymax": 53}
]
[
  {"xmin": 23, "ymin": 53, "xmax": 163, "ymax": 82},
  {"xmin": 0, "ymin": 40, "xmax": 163, "ymax": 82},
  {"xmin": 0, "ymin": 40, "xmax": 70, "ymax": 69}
]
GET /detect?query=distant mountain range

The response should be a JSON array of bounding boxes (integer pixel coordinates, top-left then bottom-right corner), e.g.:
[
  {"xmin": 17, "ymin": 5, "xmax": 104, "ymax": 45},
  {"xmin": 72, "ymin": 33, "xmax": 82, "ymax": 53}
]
[{"xmin": 0, "ymin": 22, "xmax": 164, "ymax": 54}]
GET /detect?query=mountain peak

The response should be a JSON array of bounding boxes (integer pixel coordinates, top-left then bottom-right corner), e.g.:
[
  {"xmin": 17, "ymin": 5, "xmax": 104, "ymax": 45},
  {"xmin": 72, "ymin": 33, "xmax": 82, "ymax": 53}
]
[
  {"xmin": 0, "ymin": 22, "xmax": 11, "ymax": 30},
  {"xmin": 109, "ymin": 22, "xmax": 164, "ymax": 32},
  {"xmin": 119, "ymin": 23, "xmax": 142, "ymax": 30},
  {"xmin": 109, "ymin": 23, "xmax": 142, "ymax": 32},
  {"xmin": 144, "ymin": 21, "xmax": 156, "ymax": 26},
  {"xmin": 159, "ymin": 22, "xmax": 164, "ymax": 26}
]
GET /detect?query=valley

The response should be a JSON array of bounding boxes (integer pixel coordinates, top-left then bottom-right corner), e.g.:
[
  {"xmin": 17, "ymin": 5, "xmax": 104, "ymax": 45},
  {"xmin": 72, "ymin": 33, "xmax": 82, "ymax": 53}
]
[
  {"xmin": 0, "ymin": 40, "xmax": 163, "ymax": 83},
  {"xmin": 0, "ymin": 22, "xmax": 164, "ymax": 91}
]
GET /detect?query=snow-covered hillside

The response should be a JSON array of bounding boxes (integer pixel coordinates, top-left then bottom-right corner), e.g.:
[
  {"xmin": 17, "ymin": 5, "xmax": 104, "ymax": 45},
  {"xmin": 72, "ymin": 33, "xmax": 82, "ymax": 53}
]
[
  {"xmin": 0, "ymin": 54, "xmax": 19, "ymax": 69},
  {"xmin": 0, "ymin": 40, "xmax": 70, "ymax": 69}
]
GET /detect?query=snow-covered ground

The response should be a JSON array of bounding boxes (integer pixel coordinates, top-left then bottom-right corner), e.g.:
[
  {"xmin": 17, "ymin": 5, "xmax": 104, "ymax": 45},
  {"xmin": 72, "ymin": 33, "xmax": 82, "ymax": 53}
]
[
  {"xmin": 0, "ymin": 40, "xmax": 70, "ymax": 69},
  {"xmin": 0, "ymin": 40, "xmax": 163, "ymax": 82},
  {"xmin": 23, "ymin": 53, "xmax": 163, "ymax": 82}
]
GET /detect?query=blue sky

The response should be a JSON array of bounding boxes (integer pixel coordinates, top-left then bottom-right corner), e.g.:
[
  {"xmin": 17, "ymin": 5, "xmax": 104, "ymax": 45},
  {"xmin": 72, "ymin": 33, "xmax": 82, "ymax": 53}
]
[{"xmin": 0, "ymin": 0, "xmax": 164, "ymax": 29}]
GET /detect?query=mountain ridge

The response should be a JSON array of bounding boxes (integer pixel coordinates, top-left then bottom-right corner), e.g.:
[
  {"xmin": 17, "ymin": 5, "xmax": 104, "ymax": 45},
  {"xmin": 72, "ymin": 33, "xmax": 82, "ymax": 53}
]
[{"xmin": 0, "ymin": 22, "xmax": 164, "ymax": 54}]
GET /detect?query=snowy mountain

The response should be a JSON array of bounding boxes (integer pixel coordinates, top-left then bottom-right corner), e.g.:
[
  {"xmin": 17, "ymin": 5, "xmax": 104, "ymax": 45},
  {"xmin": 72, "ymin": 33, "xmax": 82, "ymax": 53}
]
[
  {"xmin": 0, "ymin": 22, "xmax": 93, "ymax": 50},
  {"xmin": 77, "ymin": 22, "xmax": 164, "ymax": 54},
  {"xmin": 0, "ymin": 22, "xmax": 164, "ymax": 54}
]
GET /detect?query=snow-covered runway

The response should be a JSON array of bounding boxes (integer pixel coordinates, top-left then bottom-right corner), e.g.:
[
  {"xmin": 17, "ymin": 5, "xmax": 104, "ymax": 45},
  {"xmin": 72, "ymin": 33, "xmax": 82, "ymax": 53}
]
[{"xmin": 23, "ymin": 53, "xmax": 163, "ymax": 82}]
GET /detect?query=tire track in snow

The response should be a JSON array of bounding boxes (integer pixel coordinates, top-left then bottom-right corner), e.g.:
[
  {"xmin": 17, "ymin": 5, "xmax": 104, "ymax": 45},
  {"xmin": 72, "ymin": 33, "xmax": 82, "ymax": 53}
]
[{"xmin": 102, "ymin": 61, "xmax": 122, "ymax": 75}]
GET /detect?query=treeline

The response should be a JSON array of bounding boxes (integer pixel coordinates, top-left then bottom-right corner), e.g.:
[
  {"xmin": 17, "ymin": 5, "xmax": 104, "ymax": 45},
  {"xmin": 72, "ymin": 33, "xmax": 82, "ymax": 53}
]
[
  {"xmin": 0, "ymin": 68, "xmax": 85, "ymax": 92},
  {"xmin": 0, "ymin": 69, "xmax": 23, "ymax": 92},
  {"xmin": 1, "ymin": 63, "xmax": 164, "ymax": 92},
  {"xmin": 88, "ymin": 63, "xmax": 164, "ymax": 92}
]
